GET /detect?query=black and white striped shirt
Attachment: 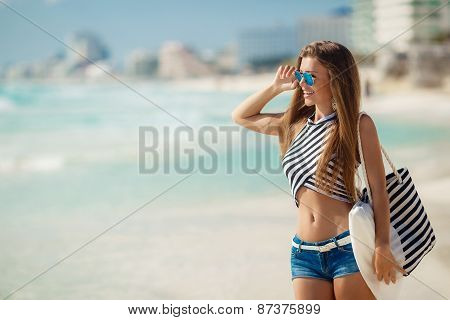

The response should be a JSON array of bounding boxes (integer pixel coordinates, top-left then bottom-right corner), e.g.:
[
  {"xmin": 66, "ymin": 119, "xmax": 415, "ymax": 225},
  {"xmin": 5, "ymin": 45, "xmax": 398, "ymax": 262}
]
[{"xmin": 282, "ymin": 111, "xmax": 360, "ymax": 207}]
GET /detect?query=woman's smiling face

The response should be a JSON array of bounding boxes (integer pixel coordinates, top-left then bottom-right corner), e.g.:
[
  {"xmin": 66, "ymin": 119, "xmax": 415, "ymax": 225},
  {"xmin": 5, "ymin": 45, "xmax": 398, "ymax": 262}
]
[{"xmin": 299, "ymin": 56, "xmax": 333, "ymax": 107}]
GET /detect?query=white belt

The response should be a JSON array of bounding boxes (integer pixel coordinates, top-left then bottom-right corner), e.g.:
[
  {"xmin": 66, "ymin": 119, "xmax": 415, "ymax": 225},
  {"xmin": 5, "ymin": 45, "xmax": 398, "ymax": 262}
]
[{"xmin": 292, "ymin": 235, "xmax": 352, "ymax": 252}]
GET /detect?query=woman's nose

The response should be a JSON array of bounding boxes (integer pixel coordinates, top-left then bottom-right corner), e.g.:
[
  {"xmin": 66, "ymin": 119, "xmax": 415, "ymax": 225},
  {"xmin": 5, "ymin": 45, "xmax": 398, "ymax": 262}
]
[{"xmin": 299, "ymin": 77, "xmax": 307, "ymax": 88}]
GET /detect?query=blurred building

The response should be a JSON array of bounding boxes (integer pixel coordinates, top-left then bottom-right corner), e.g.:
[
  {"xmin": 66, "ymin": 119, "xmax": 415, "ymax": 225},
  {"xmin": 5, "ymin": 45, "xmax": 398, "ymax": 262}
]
[
  {"xmin": 157, "ymin": 41, "xmax": 214, "ymax": 79},
  {"xmin": 237, "ymin": 25, "xmax": 297, "ymax": 70},
  {"xmin": 61, "ymin": 31, "xmax": 112, "ymax": 78},
  {"xmin": 374, "ymin": 0, "xmax": 449, "ymax": 52},
  {"xmin": 4, "ymin": 54, "xmax": 65, "ymax": 80},
  {"xmin": 352, "ymin": 0, "xmax": 450, "ymax": 54},
  {"xmin": 84, "ymin": 61, "xmax": 114, "ymax": 79},
  {"xmin": 351, "ymin": 0, "xmax": 377, "ymax": 55},
  {"xmin": 408, "ymin": 43, "xmax": 450, "ymax": 86},
  {"xmin": 297, "ymin": 7, "xmax": 353, "ymax": 49},
  {"xmin": 66, "ymin": 31, "xmax": 110, "ymax": 64},
  {"xmin": 4, "ymin": 63, "xmax": 33, "ymax": 79},
  {"xmin": 213, "ymin": 43, "xmax": 239, "ymax": 74},
  {"xmin": 124, "ymin": 49, "xmax": 158, "ymax": 78},
  {"xmin": 2, "ymin": 31, "xmax": 113, "ymax": 80},
  {"xmin": 351, "ymin": 0, "xmax": 449, "ymax": 87}
]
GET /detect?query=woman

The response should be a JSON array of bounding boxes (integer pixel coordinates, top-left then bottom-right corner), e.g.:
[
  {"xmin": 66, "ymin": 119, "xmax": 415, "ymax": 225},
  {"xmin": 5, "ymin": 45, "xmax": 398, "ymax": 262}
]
[{"xmin": 231, "ymin": 40, "xmax": 403, "ymax": 300}]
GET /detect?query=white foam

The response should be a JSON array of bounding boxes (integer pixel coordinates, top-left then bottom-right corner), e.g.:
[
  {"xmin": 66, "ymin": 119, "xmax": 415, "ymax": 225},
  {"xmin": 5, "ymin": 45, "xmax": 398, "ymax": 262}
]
[
  {"xmin": 0, "ymin": 97, "xmax": 16, "ymax": 112},
  {"xmin": 0, "ymin": 155, "xmax": 65, "ymax": 173}
]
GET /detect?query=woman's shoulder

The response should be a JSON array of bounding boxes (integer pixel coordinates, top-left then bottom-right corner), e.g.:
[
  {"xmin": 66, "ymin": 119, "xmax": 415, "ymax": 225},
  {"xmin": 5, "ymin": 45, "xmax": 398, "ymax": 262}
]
[{"xmin": 358, "ymin": 111, "xmax": 377, "ymax": 133}]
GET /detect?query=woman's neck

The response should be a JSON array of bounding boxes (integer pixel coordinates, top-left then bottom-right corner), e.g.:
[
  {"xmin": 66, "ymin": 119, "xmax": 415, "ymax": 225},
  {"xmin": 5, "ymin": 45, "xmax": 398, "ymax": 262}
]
[{"xmin": 314, "ymin": 104, "xmax": 335, "ymax": 122}]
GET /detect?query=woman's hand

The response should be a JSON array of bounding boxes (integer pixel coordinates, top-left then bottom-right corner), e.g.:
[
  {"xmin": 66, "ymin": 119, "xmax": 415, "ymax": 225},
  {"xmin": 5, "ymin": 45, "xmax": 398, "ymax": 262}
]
[
  {"xmin": 272, "ymin": 65, "xmax": 299, "ymax": 93},
  {"xmin": 372, "ymin": 244, "xmax": 407, "ymax": 284}
]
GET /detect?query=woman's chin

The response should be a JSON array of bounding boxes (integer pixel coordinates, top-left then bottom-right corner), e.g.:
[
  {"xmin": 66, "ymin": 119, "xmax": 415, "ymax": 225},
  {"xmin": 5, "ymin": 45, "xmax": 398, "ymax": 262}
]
[{"xmin": 304, "ymin": 98, "xmax": 315, "ymax": 106}]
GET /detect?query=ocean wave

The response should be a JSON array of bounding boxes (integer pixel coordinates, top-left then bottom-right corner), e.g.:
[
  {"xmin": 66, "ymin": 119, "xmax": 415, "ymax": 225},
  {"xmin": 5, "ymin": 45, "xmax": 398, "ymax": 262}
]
[
  {"xmin": 0, "ymin": 97, "xmax": 16, "ymax": 112},
  {"xmin": 0, "ymin": 155, "xmax": 64, "ymax": 174}
]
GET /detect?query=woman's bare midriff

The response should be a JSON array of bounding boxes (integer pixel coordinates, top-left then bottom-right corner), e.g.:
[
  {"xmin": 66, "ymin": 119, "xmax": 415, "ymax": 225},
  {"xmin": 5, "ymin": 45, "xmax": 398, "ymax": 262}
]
[{"xmin": 295, "ymin": 186, "xmax": 353, "ymax": 242}]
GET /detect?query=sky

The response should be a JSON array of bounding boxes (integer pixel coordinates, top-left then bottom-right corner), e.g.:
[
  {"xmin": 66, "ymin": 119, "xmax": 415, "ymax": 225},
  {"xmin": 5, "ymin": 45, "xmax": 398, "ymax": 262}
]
[{"xmin": 0, "ymin": 0, "xmax": 350, "ymax": 66}]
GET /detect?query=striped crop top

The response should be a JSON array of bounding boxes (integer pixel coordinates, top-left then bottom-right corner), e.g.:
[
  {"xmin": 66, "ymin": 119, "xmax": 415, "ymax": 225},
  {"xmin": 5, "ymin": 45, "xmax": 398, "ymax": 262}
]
[{"xmin": 281, "ymin": 111, "xmax": 361, "ymax": 207}]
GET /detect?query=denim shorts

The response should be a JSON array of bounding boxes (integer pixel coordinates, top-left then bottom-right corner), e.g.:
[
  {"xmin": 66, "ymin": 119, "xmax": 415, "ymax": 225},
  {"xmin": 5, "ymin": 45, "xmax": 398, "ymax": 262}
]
[{"xmin": 291, "ymin": 229, "xmax": 360, "ymax": 282}]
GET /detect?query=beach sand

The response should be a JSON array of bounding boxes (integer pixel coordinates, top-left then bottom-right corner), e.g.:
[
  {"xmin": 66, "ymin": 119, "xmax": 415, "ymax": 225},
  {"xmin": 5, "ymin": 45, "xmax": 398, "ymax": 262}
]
[{"xmin": 138, "ymin": 159, "xmax": 450, "ymax": 299}]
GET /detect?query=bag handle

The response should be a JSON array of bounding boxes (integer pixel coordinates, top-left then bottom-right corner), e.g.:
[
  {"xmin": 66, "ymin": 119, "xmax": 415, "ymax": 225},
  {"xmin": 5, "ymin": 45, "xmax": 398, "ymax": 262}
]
[{"xmin": 356, "ymin": 111, "xmax": 403, "ymax": 204}]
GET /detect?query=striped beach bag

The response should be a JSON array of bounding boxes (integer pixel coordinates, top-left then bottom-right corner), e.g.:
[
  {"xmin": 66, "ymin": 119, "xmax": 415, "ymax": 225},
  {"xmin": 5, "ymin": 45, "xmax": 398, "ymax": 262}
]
[{"xmin": 353, "ymin": 111, "xmax": 436, "ymax": 276}]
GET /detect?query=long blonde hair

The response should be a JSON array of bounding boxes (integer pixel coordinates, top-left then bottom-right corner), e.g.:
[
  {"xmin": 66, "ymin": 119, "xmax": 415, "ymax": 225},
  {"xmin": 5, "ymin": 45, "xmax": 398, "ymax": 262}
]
[{"xmin": 279, "ymin": 40, "xmax": 362, "ymax": 203}]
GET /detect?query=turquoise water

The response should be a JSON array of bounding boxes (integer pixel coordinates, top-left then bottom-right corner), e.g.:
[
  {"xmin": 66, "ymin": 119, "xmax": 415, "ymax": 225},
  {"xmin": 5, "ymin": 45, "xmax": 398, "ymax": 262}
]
[
  {"xmin": 1, "ymin": 82, "xmax": 449, "ymax": 212},
  {"xmin": 1, "ymin": 81, "xmax": 449, "ymax": 298}
]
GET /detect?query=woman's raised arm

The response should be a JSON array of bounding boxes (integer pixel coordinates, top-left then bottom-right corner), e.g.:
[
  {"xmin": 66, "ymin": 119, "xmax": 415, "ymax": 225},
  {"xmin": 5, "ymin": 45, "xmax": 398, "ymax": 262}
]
[{"xmin": 231, "ymin": 65, "xmax": 299, "ymax": 136}]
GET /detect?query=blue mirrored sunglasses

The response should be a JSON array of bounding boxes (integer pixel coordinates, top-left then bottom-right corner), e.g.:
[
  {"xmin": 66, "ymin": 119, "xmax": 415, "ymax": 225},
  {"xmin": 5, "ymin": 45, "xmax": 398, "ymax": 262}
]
[{"xmin": 294, "ymin": 70, "xmax": 314, "ymax": 86}]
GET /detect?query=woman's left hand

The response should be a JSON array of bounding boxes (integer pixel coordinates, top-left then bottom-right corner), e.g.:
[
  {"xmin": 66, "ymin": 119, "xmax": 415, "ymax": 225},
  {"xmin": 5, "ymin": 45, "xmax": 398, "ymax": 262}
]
[{"xmin": 372, "ymin": 244, "xmax": 407, "ymax": 284}]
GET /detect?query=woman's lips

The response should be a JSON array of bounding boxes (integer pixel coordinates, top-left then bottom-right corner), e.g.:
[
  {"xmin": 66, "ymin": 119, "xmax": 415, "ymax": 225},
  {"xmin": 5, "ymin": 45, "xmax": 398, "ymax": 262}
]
[{"xmin": 303, "ymin": 90, "xmax": 315, "ymax": 98}]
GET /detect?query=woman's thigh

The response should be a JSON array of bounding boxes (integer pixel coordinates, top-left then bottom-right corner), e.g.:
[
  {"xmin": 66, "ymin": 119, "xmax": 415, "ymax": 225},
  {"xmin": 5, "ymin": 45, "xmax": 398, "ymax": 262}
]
[
  {"xmin": 333, "ymin": 272, "xmax": 376, "ymax": 300},
  {"xmin": 293, "ymin": 277, "xmax": 335, "ymax": 300}
]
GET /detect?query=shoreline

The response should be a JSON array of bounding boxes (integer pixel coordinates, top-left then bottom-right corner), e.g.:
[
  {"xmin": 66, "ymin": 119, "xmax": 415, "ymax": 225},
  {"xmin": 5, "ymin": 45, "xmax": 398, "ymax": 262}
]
[{"xmin": 2, "ymin": 74, "xmax": 449, "ymax": 125}]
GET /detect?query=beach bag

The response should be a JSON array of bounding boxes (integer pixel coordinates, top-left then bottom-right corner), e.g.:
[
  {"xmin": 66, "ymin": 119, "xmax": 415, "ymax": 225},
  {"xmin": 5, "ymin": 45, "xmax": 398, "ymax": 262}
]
[{"xmin": 348, "ymin": 111, "xmax": 437, "ymax": 299}]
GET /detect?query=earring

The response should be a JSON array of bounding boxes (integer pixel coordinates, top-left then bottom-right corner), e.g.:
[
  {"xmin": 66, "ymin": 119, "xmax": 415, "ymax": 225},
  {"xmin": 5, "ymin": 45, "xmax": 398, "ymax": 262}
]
[{"xmin": 331, "ymin": 97, "xmax": 337, "ymax": 111}]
